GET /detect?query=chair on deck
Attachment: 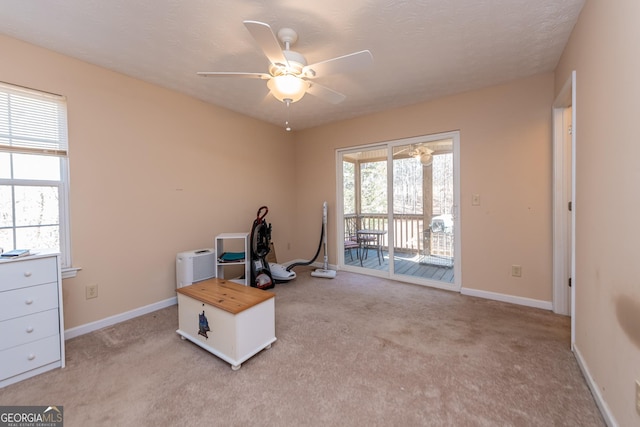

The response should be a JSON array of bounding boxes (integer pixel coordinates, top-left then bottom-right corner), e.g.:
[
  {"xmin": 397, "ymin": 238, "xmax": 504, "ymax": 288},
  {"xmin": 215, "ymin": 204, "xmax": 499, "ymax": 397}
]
[
  {"xmin": 357, "ymin": 231, "xmax": 383, "ymax": 265},
  {"xmin": 344, "ymin": 217, "xmax": 360, "ymax": 261},
  {"xmin": 344, "ymin": 237, "xmax": 360, "ymax": 261}
]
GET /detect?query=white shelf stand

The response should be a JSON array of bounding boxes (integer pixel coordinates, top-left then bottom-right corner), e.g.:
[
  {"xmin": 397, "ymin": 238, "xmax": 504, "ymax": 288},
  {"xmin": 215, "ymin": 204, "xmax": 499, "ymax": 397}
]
[{"xmin": 215, "ymin": 232, "xmax": 250, "ymax": 286}]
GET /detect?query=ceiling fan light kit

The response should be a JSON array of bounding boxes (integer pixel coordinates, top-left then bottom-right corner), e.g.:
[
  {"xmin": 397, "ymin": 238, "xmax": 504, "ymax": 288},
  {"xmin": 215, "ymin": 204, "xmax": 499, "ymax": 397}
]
[
  {"xmin": 267, "ymin": 74, "xmax": 309, "ymax": 103},
  {"xmin": 420, "ymin": 152, "xmax": 433, "ymax": 166},
  {"xmin": 197, "ymin": 20, "xmax": 373, "ymax": 130},
  {"xmin": 413, "ymin": 147, "xmax": 434, "ymax": 166}
]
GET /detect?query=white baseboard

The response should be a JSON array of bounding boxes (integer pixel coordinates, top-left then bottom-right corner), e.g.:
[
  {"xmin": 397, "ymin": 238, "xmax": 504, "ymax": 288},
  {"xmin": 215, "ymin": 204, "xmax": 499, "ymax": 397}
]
[
  {"xmin": 573, "ymin": 344, "xmax": 617, "ymax": 427},
  {"xmin": 64, "ymin": 297, "xmax": 177, "ymax": 340},
  {"xmin": 460, "ymin": 287, "xmax": 553, "ymax": 310}
]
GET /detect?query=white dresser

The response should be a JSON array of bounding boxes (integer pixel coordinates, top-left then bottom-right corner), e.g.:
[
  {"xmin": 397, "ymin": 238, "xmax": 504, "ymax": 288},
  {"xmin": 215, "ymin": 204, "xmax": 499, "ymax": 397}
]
[{"xmin": 0, "ymin": 253, "xmax": 65, "ymax": 387}]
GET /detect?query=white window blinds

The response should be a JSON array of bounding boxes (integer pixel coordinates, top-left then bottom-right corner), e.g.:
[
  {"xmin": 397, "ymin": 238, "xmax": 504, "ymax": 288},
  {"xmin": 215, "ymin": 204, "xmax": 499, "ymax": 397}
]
[{"xmin": 0, "ymin": 81, "xmax": 68, "ymax": 156}]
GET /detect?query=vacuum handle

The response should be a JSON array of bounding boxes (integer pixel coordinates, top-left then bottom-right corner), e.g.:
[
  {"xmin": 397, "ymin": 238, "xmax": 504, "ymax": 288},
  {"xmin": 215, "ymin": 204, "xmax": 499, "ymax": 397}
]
[
  {"xmin": 322, "ymin": 201, "xmax": 327, "ymax": 226},
  {"xmin": 256, "ymin": 205, "xmax": 268, "ymax": 222}
]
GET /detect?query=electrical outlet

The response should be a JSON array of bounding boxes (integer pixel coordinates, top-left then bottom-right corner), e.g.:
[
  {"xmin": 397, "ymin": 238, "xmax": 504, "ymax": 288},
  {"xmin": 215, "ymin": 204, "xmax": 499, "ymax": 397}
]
[
  {"xmin": 636, "ymin": 380, "xmax": 640, "ymax": 415},
  {"xmin": 511, "ymin": 265, "xmax": 522, "ymax": 277},
  {"xmin": 86, "ymin": 284, "xmax": 98, "ymax": 299}
]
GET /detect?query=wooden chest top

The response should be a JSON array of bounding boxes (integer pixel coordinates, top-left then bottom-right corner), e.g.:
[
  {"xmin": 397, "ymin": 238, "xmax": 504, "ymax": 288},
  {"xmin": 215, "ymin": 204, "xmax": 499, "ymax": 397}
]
[{"xmin": 176, "ymin": 278, "xmax": 274, "ymax": 314}]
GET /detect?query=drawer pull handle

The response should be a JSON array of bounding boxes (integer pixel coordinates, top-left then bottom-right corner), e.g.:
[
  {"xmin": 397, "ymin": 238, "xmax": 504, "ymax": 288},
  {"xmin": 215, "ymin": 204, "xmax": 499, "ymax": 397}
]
[
  {"xmin": 24, "ymin": 271, "xmax": 32, "ymax": 277},
  {"xmin": 25, "ymin": 299, "xmax": 34, "ymax": 305},
  {"xmin": 26, "ymin": 327, "xmax": 34, "ymax": 333},
  {"xmin": 28, "ymin": 354, "xmax": 36, "ymax": 361}
]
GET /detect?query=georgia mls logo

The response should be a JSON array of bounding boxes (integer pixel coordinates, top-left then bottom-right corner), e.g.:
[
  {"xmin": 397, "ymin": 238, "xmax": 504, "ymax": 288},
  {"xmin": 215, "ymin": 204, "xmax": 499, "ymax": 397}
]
[{"xmin": 0, "ymin": 405, "xmax": 63, "ymax": 427}]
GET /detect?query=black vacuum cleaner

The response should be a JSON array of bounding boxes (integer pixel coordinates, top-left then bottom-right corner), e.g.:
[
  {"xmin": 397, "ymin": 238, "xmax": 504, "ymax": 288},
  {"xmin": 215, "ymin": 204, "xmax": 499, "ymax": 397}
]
[
  {"xmin": 249, "ymin": 206, "xmax": 275, "ymax": 290},
  {"xmin": 249, "ymin": 206, "xmax": 297, "ymax": 288}
]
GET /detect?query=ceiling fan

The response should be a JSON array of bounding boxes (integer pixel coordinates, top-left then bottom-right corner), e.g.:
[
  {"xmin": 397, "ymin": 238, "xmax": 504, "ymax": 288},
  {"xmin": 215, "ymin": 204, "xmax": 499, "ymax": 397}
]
[
  {"xmin": 412, "ymin": 146, "xmax": 434, "ymax": 166},
  {"xmin": 197, "ymin": 20, "xmax": 373, "ymax": 106},
  {"xmin": 396, "ymin": 144, "xmax": 434, "ymax": 166}
]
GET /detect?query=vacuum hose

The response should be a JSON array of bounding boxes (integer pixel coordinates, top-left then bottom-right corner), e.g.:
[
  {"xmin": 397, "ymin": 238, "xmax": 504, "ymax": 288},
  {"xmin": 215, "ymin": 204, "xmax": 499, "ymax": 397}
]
[{"xmin": 285, "ymin": 222, "xmax": 324, "ymax": 272}]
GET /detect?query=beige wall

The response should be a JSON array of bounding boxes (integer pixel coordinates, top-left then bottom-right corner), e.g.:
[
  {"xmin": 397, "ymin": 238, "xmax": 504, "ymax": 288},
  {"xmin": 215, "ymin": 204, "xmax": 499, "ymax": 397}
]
[
  {"xmin": 3, "ymin": 29, "xmax": 562, "ymax": 386},
  {"xmin": 294, "ymin": 73, "xmax": 555, "ymax": 302},
  {"xmin": 1, "ymin": 35, "xmax": 296, "ymax": 329},
  {"xmin": 555, "ymin": 0, "xmax": 640, "ymax": 425}
]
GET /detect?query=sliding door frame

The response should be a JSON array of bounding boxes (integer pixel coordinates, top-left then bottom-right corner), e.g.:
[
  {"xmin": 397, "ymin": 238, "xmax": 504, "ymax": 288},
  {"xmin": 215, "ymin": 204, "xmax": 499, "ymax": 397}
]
[{"xmin": 336, "ymin": 131, "xmax": 461, "ymax": 291}]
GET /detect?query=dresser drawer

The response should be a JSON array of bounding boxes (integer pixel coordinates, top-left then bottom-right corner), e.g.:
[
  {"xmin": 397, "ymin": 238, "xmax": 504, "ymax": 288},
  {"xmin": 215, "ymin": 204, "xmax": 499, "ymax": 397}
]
[
  {"xmin": 0, "ymin": 335, "xmax": 61, "ymax": 381},
  {"xmin": 0, "ymin": 283, "xmax": 59, "ymax": 322},
  {"xmin": 0, "ymin": 257, "xmax": 58, "ymax": 292},
  {"xmin": 0, "ymin": 309, "xmax": 60, "ymax": 351}
]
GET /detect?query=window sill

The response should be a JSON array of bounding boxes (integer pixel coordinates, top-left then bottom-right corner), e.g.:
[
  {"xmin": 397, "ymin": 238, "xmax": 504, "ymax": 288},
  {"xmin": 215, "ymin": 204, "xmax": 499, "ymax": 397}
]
[{"xmin": 62, "ymin": 266, "xmax": 81, "ymax": 279}]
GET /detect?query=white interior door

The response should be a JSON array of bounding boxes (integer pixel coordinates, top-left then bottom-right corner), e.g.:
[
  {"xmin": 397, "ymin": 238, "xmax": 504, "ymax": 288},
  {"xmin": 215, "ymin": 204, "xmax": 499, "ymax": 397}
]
[{"xmin": 552, "ymin": 71, "xmax": 576, "ymax": 345}]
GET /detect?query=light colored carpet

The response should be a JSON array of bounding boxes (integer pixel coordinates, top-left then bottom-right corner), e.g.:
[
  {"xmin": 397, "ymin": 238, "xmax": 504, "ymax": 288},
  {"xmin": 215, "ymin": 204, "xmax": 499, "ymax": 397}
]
[{"xmin": 0, "ymin": 267, "xmax": 604, "ymax": 426}]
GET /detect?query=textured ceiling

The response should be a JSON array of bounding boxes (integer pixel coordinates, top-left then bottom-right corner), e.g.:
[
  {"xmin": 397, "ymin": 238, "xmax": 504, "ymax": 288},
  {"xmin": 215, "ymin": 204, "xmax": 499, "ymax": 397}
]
[{"xmin": 0, "ymin": 0, "xmax": 584, "ymax": 130}]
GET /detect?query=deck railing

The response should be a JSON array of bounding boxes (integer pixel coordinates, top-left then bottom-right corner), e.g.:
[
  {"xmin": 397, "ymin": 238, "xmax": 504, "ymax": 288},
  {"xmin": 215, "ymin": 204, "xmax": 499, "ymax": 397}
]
[{"xmin": 344, "ymin": 213, "xmax": 453, "ymax": 257}]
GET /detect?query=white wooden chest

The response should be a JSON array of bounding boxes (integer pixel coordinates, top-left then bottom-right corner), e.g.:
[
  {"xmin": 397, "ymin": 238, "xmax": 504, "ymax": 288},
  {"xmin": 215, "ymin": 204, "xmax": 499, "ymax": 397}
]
[{"xmin": 176, "ymin": 278, "xmax": 275, "ymax": 370}]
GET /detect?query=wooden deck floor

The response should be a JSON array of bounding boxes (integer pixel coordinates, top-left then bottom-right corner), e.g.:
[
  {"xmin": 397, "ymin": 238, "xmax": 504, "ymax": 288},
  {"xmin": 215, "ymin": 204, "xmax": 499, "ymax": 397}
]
[{"xmin": 344, "ymin": 248, "xmax": 454, "ymax": 283}]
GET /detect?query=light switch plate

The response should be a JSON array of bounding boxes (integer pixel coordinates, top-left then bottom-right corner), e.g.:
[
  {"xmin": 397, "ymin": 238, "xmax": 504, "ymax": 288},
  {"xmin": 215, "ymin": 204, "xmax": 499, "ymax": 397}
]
[{"xmin": 511, "ymin": 265, "xmax": 522, "ymax": 277}]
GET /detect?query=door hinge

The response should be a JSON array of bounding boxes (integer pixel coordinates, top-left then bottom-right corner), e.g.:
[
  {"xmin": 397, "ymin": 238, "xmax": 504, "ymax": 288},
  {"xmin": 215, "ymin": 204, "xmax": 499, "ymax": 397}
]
[
  {"xmin": 568, "ymin": 201, "xmax": 572, "ymax": 211},
  {"xmin": 568, "ymin": 125, "xmax": 573, "ymax": 135},
  {"xmin": 568, "ymin": 277, "xmax": 572, "ymax": 287}
]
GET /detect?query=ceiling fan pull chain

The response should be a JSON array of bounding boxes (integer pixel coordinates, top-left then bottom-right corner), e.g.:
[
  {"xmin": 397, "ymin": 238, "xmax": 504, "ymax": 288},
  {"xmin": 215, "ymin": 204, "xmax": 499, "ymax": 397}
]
[{"xmin": 285, "ymin": 99, "xmax": 292, "ymax": 131}]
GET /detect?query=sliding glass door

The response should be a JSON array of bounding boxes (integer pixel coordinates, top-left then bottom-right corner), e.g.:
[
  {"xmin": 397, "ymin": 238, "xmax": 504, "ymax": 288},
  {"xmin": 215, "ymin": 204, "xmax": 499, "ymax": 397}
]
[
  {"xmin": 342, "ymin": 146, "xmax": 389, "ymax": 273},
  {"xmin": 392, "ymin": 138, "xmax": 455, "ymax": 284},
  {"xmin": 338, "ymin": 132, "xmax": 460, "ymax": 290}
]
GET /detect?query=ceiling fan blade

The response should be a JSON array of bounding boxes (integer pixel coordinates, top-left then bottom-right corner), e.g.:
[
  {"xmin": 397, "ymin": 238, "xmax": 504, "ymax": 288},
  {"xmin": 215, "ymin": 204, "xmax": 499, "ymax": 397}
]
[
  {"xmin": 306, "ymin": 82, "xmax": 346, "ymax": 104},
  {"xmin": 243, "ymin": 20, "xmax": 289, "ymax": 68},
  {"xmin": 303, "ymin": 50, "xmax": 373, "ymax": 78},
  {"xmin": 197, "ymin": 72, "xmax": 271, "ymax": 80}
]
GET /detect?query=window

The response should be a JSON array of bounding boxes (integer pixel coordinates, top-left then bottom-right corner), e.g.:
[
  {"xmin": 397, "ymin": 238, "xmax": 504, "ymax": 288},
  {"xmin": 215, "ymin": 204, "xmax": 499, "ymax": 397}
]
[{"xmin": 0, "ymin": 82, "xmax": 72, "ymax": 270}]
